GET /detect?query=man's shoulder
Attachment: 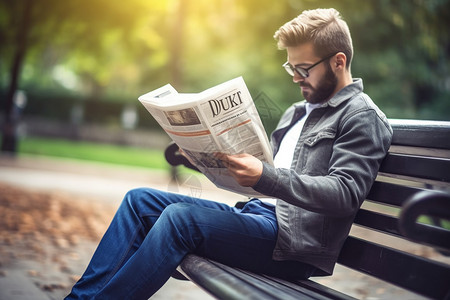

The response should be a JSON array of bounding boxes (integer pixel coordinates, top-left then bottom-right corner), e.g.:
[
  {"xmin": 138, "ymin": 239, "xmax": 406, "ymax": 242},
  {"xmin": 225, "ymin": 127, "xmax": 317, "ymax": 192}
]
[{"xmin": 338, "ymin": 92, "xmax": 392, "ymax": 133}]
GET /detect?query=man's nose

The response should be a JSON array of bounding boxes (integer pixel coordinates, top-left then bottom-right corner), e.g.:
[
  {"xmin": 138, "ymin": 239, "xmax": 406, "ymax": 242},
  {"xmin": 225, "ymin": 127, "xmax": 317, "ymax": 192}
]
[{"xmin": 293, "ymin": 73, "xmax": 305, "ymax": 83}]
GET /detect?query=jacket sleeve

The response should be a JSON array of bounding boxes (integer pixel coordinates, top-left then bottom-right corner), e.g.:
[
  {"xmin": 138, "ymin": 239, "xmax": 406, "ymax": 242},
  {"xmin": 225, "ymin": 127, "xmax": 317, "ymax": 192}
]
[{"xmin": 253, "ymin": 109, "xmax": 392, "ymax": 217}]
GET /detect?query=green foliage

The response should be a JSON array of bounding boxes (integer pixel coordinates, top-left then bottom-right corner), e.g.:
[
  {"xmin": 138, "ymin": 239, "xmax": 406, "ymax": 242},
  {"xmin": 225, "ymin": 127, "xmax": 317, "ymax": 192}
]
[{"xmin": 1, "ymin": 0, "xmax": 449, "ymax": 127}]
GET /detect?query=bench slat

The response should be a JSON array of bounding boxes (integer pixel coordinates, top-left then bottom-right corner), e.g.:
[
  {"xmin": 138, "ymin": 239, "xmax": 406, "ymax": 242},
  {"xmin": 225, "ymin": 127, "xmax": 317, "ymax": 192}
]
[
  {"xmin": 390, "ymin": 119, "xmax": 450, "ymax": 149},
  {"xmin": 180, "ymin": 254, "xmax": 275, "ymax": 299},
  {"xmin": 379, "ymin": 153, "xmax": 450, "ymax": 182},
  {"xmin": 289, "ymin": 280, "xmax": 356, "ymax": 300},
  {"xmin": 366, "ymin": 181, "xmax": 424, "ymax": 207},
  {"xmin": 338, "ymin": 236, "xmax": 450, "ymax": 300},
  {"xmin": 180, "ymin": 255, "xmax": 327, "ymax": 300},
  {"xmin": 249, "ymin": 272, "xmax": 356, "ymax": 300},
  {"xmin": 353, "ymin": 209, "xmax": 449, "ymax": 248},
  {"xmin": 353, "ymin": 209, "xmax": 399, "ymax": 235},
  {"xmin": 219, "ymin": 263, "xmax": 328, "ymax": 300}
]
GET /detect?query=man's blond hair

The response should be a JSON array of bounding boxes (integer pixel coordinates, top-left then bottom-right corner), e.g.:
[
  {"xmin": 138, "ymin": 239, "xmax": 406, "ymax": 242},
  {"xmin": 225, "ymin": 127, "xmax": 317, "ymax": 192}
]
[{"xmin": 274, "ymin": 8, "xmax": 353, "ymax": 69}]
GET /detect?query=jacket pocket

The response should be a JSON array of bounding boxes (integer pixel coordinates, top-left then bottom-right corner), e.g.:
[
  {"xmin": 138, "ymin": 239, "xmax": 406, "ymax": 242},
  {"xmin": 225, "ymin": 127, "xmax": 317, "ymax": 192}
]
[
  {"xmin": 301, "ymin": 128, "xmax": 336, "ymax": 175},
  {"xmin": 304, "ymin": 128, "xmax": 336, "ymax": 147}
]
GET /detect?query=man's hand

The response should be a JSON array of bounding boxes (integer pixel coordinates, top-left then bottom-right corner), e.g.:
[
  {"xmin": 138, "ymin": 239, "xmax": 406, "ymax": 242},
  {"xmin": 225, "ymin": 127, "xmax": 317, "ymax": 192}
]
[{"xmin": 214, "ymin": 152, "xmax": 263, "ymax": 187}]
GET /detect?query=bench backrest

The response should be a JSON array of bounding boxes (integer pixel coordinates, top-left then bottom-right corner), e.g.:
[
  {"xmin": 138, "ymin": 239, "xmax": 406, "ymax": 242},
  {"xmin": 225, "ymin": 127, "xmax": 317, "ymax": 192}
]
[
  {"xmin": 165, "ymin": 119, "xmax": 450, "ymax": 299},
  {"xmin": 338, "ymin": 119, "xmax": 450, "ymax": 300}
]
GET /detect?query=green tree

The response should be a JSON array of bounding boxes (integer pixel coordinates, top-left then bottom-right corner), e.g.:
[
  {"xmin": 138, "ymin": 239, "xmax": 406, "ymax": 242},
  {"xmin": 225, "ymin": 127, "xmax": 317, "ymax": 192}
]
[
  {"xmin": 1, "ymin": 0, "xmax": 449, "ymax": 154},
  {"xmin": 343, "ymin": 0, "xmax": 450, "ymax": 119},
  {"xmin": 0, "ymin": 0, "xmax": 158, "ymax": 152}
]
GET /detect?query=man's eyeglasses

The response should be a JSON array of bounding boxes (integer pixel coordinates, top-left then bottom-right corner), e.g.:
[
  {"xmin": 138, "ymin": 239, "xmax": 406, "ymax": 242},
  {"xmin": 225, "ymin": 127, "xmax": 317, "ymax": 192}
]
[{"xmin": 283, "ymin": 52, "xmax": 338, "ymax": 78}]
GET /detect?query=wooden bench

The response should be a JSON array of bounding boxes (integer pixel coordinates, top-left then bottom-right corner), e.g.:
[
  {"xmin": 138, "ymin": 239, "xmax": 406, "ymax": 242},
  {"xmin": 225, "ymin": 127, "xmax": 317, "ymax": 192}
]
[{"xmin": 165, "ymin": 119, "xmax": 450, "ymax": 300}]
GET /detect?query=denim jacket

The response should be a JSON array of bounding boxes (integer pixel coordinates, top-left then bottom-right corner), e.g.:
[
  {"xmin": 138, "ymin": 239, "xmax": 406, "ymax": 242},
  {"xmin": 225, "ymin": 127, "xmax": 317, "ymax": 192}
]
[{"xmin": 253, "ymin": 79, "xmax": 393, "ymax": 275}]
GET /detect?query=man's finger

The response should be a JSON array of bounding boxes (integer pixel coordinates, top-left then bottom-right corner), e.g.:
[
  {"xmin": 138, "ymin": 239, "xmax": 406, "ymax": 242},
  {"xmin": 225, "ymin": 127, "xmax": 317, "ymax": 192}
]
[{"xmin": 214, "ymin": 152, "xmax": 231, "ymax": 168}]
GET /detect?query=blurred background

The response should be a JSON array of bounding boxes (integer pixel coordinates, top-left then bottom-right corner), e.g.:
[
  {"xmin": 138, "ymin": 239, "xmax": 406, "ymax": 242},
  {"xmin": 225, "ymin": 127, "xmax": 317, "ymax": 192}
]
[
  {"xmin": 1, "ymin": 1, "xmax": 449, "ymax": 299},
  {"xmin": 1, "ymin": 0, "xmax": 449, "ymax": 163}
]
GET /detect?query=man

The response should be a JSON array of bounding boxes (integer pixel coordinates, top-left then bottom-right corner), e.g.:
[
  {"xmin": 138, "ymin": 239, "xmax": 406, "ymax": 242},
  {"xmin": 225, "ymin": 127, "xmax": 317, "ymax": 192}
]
[{"xmin": 66, "ymin": 8, "xmax": 392, "ymax": 299}]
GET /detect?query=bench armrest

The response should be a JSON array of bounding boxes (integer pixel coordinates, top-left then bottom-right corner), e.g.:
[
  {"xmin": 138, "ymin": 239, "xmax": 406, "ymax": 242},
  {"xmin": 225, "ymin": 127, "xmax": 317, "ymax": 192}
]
[
  {"xmin": 399, "ymin": 190, "xmax": 450, "ymax": 252},
  {"xmin": 164, "ymin": 142, "xmax": 199, "ymax": 171}
]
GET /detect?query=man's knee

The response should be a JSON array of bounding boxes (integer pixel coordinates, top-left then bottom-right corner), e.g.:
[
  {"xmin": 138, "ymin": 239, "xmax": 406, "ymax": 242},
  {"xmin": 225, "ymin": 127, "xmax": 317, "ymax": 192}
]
[
  {"xmin": 123, "ymin": 187, "xmax": 150, "ymax": 206},
  {"xmin": 160, "ymin": 203, "xmax": 208, "ymax": 235},
  {"xmin": 121, "ymin": 187, "xmax": 165, "ymax": 214},
  {"xmin": 159, "ymin": 203, "xmax": 204, "ymax": 249},
  {"xmin": 161, "ymin": 203, "xmax": 197, "ymax": 225}
]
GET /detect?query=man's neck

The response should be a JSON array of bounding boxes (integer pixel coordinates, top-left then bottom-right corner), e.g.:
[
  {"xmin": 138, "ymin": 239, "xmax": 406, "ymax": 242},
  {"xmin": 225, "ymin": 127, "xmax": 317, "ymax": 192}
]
[
  {"xmin": 337, "ymin": 72, "xmax": 353, "ymax": 93},
  {"xmin": 327, "ymin": 72, "xmax": 353, "ymax": 102}
]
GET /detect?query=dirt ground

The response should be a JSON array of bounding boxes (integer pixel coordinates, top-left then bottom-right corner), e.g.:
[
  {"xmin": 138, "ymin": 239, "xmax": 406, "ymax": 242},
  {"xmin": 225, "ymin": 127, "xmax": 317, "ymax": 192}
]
[
  {"xmin": 0, "ymin": 154, "xmax": 233, "ymax": 300},
  {"xmin": 0, "ymin": 182, "xmax": 116, "ymax": 299}
]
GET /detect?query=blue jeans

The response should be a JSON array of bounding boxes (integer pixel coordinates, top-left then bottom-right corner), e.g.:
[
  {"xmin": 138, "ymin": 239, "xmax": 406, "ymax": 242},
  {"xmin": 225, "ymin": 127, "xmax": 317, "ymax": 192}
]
[{"xmin": 66, "ymin": 187, "xmax": 315, "ymax": 299}]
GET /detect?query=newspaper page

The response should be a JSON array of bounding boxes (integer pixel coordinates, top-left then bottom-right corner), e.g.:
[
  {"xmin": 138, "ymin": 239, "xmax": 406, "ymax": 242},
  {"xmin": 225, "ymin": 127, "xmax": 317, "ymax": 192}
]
[{"xmin": 138, "ymin": 77, "xmax": 273, "ymax": 197}]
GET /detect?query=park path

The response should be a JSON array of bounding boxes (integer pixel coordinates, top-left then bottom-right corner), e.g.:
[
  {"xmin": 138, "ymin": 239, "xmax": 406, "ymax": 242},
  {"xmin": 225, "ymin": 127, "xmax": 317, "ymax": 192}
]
[{"xmin": 0, "ymin": 154, "xmax": 237, "ymax": 300}]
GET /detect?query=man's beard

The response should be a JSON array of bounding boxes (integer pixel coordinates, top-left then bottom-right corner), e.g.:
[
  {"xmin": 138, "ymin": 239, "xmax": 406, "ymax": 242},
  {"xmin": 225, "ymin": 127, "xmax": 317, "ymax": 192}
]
[{"xmin": 300, "ymin": 64, "xmax": 338, "ymax": 104}]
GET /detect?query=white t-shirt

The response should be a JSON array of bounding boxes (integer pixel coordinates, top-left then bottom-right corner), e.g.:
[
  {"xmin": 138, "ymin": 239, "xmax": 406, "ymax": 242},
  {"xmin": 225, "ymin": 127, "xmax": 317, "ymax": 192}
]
[{"xmin": 261, "ymin": 103, "xmax": 321, "ymax": 206}]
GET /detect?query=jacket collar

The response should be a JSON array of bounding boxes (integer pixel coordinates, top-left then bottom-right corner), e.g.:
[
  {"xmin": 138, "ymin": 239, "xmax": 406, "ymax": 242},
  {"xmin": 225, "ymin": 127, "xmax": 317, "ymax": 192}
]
[{"xmin": 324, "ymin": 78, "xmax": 363, "ymax": 108}]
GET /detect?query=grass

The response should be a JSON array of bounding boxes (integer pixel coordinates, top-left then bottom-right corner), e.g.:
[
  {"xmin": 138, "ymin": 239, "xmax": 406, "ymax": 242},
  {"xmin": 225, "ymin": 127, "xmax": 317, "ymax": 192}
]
[
  {"xmin": 419, "ymin": 216, "xmax": 450, "ymax": 230},
  {"xmin": 17, "ymin": 136, "xmax": 170, "ymax": 170}
]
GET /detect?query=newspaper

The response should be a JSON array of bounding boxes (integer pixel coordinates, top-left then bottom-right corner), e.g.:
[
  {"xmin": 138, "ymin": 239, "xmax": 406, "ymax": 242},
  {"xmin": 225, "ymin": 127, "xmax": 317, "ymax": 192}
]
[{"xmin": 138, "ymin": 77, "xmax": 274, "ymax": 197}]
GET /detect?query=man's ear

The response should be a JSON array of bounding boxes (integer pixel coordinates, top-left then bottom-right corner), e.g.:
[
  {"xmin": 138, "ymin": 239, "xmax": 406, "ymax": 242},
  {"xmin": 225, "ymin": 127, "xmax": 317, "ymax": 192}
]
[{"xmin": 334, "ymin": 52, "xmax": 347, "ymax": 70}]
